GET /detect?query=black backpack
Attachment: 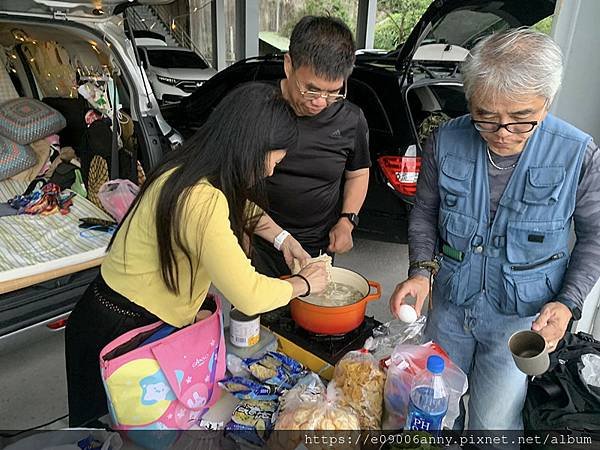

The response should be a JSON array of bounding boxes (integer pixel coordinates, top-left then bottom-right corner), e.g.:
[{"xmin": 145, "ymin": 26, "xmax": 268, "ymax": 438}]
[{"xmin": 523, "ymin": 331, "xmax": 600, "ymax": 435}]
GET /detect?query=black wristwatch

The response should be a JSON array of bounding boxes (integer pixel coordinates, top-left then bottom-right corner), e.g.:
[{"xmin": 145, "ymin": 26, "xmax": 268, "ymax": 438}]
[{"xmin": 340, "ymin": 212, "xmax": 359, "ymax": 228}]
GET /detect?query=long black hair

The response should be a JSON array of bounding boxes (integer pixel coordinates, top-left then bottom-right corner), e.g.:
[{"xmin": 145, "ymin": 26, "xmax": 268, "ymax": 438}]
[{"xmin": 114, "ymin": 82, "xmax": 298, "ymax": 295}]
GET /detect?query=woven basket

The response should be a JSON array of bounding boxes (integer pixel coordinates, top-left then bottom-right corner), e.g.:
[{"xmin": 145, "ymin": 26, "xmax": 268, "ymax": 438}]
[{"xmin": 87, "ymin": 155, "xmax": 110, "ymax": 213}]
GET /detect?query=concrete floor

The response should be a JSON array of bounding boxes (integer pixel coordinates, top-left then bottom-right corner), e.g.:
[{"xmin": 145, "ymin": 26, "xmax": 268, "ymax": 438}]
[{"xmin": 0, "ymin": 238, "xmax": 408, "ymax": 433}]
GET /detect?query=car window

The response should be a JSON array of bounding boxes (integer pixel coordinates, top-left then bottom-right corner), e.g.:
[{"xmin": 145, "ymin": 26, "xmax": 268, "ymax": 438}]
[
  {"xmin": 147, "ymin": 50, "xmax": 209, "ymax": 69},
  {"xmin": 424, "ymin": 10, "xmax": 510, "ymax": 49},
  {"xmin": 348, "ymin": 78, "xmax": 393, "ymax": 135}
]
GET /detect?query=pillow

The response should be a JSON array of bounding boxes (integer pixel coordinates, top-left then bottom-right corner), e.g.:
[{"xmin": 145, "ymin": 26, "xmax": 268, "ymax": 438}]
[
  {"xmin": 0, "ymin": 98, "xmax": 66, "ymax": 144},
  {"xmin": 8, "ymin": 138, "xmax": 51, "ymax": 183},
  {"xmin": 0, "ymin": 135, "xmax": 37, "ymax": 181}
]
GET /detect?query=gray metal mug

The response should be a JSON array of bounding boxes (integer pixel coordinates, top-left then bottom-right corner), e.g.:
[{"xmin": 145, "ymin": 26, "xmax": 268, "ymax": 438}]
[{"xmin": 508, "ymin": 330, "xmax": 550, "ymax": 376}]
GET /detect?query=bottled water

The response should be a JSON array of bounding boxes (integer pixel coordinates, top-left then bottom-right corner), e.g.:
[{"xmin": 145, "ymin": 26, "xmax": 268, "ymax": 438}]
[{"xmin": 405, "ymin": 355, "xmax": 449, "ymax": 434}]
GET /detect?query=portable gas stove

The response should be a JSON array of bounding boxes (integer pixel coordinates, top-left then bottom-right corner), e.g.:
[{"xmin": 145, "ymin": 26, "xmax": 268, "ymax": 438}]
[{"xmin": 261, "ymin": 306, "xmax": 381, "ymax": 380}]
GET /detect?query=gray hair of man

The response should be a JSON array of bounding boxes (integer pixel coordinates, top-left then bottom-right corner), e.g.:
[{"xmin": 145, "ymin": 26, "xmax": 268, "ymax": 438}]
[{"xmin": 461, "ymin": 27, "xmax": 563, "ymax": 106}]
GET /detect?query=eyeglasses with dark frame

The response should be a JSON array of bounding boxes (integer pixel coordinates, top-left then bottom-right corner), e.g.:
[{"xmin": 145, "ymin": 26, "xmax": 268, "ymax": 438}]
[
  {"xmin": 295, "ymin": 79, "xmax": 347, "ymax": 103},
  {"xmin": 471, "ymin": 119, "xmax": 538, "ymax": 134}
]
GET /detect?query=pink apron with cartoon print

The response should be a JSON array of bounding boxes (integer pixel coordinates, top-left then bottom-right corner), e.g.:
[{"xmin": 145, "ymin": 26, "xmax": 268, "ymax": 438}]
[{"xmin": 99, "ymin": 294, "xmax": 226, "ymax": 430}]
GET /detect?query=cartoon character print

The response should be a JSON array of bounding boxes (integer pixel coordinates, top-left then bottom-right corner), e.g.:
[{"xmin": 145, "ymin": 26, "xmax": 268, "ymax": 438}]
[
  {"xmin": 185, "ymin": 386, "xmax": 208, "ymax": 409},
  {"xmin": 174, "ymin": 399, "xmax": 207, "ymax": 429},
  {"xmin": 140, "ymin": 370, "xmax": 176, "ymax": 405}
]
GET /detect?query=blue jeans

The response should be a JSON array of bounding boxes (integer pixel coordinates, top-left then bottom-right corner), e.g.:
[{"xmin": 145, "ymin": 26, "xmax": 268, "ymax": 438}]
[{"xmin": 424, "ymin": 292, "xmax": 535, "ymax": 430}]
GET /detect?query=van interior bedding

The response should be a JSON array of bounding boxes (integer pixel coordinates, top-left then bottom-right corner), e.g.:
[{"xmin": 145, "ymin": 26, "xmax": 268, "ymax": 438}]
[
  {"xmin": 0, "ymin": 20, "xmax": 143, "ymax": 293},
  {"xmin": 0, "ymin": 179, "xmax": 112, "ymax": 289}
]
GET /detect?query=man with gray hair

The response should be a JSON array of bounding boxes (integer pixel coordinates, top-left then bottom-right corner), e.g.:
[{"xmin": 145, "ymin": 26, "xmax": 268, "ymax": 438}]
[{"xmin": 390, "ymin": 28, "xmax": 600, "ymax": 429}]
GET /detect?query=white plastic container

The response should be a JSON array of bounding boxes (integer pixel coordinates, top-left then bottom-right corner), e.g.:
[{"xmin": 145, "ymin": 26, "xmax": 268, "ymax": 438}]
[{"xmin": 229, "ymin": 308, "xmax": 260, "ymax": 347}]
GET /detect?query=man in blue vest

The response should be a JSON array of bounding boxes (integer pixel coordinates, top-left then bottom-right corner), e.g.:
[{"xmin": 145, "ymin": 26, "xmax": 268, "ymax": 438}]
[{"xmin": 390, "ymin": 28, "xmax": 600, "ymax": 430}]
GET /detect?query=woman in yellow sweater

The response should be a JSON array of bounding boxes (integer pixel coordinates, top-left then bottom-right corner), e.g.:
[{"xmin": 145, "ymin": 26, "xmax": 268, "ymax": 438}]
[{"xmin": 65, "ymin": 83, "xmax": 328, "ymax": 427}]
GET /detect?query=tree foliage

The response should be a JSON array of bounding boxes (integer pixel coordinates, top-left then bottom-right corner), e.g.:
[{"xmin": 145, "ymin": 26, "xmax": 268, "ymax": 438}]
[
  {"xmin": 281, "ymin": 0, "xmax": 355, "ymax": 38},
  {"xmin": 375, "ymin": 0, "xmax": 432, "ymax": 50},
  {"xmin": 533, "ymin": 16, "xmax": 554, "ymax": 35},
  {"xmin": 277, "ymin": 0, "xmax": 553, "ymax": 53}
]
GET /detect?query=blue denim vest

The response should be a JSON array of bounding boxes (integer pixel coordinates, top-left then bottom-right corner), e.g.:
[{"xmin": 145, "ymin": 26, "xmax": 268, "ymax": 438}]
[{"xmin": 433, "ymin": 113, "xmax": 591, "ymax": 317}]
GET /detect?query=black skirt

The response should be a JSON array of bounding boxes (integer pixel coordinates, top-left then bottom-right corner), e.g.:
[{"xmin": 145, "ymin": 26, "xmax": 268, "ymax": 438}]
[{"xmin": 64, "ymin": 273, "xmax": 159, "ymax": 427}]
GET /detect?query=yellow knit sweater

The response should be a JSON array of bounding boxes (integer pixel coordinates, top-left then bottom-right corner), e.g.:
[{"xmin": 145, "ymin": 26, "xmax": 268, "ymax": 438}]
[{"xmin": 101, "ymin": 176, "xmax": 292, "ymax": 327}]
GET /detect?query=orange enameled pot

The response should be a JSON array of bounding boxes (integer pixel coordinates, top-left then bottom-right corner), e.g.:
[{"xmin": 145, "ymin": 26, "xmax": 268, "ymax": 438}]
[{"xmin": 290, "ymin": 266, "xmax": 381, "ymax": 335}]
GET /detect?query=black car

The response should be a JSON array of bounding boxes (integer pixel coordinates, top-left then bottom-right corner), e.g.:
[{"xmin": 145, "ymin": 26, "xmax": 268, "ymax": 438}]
[{"xmin": 169, "ymin": 0, "xmax": 555, "ymax": 242}]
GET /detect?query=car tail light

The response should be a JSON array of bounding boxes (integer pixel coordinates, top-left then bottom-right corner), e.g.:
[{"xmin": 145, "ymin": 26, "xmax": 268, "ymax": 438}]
[
  {"xmin": 377, "ymin": 155, "xmax": 421, "ymax": 197},
  {"xmin": 47, "ymin": 318, "xmax": 68, "ymax": 330}
]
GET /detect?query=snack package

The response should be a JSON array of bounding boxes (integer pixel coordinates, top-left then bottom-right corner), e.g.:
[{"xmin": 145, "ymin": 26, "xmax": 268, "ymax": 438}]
[
  {"xmin": 274, "ymin": 382, "xmax": 359, "ymax": 430},
  {"xmin": 333, "ymin": 348, "xmax": 386, "ymax": 429},
  {"xmin": 276, "ymin": 372, "xmax": 326, "ymax": 416},
  {"xmin": 218, "ymin": 376, "xmax": 279, "ymax": 401},
  {"xmin": 243, "ymin": 351, "xmax": 306, "ymax": 391},
  {"xmin": 383, "ymin": 341, "xmax": 468, "ymax": 430},
  {"xmin": 225, "ymin": 399, "xmax": 278, "ymax": 447}
]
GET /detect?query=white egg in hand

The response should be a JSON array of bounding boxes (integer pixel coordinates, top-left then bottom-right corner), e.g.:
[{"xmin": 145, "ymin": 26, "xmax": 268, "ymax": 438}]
[{"xmin": 398, "ymin": 304, "xmax": 418, "ymax": 323}]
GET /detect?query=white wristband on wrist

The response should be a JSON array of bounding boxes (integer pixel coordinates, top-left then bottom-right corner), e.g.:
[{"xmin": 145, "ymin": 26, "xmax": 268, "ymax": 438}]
[{"xmin": 273, "ymin": 230, "xmax": 290, "ymax": 251}]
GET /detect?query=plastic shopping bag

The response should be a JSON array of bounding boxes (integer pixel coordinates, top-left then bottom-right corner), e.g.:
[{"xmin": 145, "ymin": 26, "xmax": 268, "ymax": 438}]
[
  {"xmin": 271, "ymin": 382, "xmax": 359, "ymax": 450},
  {"xmin": 383, "ymin": 341, "xmax": 468, "ymax": 430},
  {"xmin": 364, "ymin": 315, "xmax": 427, "ymax": 361},
  {"xmin": 98, "ymin": 179, "xmax": 139, "ymax": 223},
  {"xmin": 333, "ymin": 348, "xmax": 386, "ymax": 429},
  {"xmin": 274, "ymin": 381, "xmax": 359, "ymax": 430}
]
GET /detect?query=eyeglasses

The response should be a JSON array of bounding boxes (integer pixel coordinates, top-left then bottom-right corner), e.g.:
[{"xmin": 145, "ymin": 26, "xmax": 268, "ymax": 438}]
[
  {"xmin": 471, "ymin": 119, "xmax": 538, "ymax": 134},
  {"xmin": 295, "ymin": 79, "xmax": 347, "ymax": 103}
]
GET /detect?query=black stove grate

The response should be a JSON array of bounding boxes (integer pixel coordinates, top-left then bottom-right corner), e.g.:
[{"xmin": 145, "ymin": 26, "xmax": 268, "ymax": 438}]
[{"xmin": 261, "ymin": 306, "xmax": 381, "ymax": 366}]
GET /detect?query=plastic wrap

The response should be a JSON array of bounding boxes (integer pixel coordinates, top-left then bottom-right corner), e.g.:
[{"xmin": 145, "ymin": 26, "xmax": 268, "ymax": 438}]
[
  {"xmin": 274, "ymin": 382, "xmax": 359, "ymax": 430},
  {"xmin": 225, "ymin": 353, "xmax": 249, "ymax": 377},
  {"xmin": 383, "ymin": 341, "xmax": 468, "ymax": 430},
  {"xmin": 364, "ymin": 316, "xmax": 427, "ymax": 361},
  {"xmin": 97, "ymin": 179, "xmax": 138, "ymax": 223},
  {"xmin": 333, "ymin": 348, "xmax": 386, "ymax": 429},
  {"xmin": 276, "ymin": 372, "xmax": 325, "ymax": 416},
  {"xmin": 582, "ymin": 353, "xmax": 600, "ymax": 387}
]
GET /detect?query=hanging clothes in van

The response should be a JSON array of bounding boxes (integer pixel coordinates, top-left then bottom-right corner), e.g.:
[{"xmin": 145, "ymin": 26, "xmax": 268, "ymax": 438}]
[{"xmin": 22, "ymin": 39, "xmax": 77, "ymax": 98}]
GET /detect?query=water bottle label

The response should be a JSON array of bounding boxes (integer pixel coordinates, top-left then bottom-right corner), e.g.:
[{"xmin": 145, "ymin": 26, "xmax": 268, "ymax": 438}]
[
  {"xmin": 407, "ymin": 413, "xmax": 442, "ymax": 431},
  {"xmin": 406, "ymin": 383, "xmax": 448, "ymax": 432}
]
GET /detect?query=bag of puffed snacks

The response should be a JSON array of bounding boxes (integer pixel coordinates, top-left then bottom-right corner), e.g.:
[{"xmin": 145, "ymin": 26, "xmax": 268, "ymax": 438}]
[
  {"xmin": 243, "ymin": 351, "xmax": 306, "ymax": 391},
  {"xmin": 272, "ymin": 382, "xmax": 360, "ymax": 450},
  {"xmin": 333, "ymin": 348, "xmax": 386, "ymax": 429},
  {"xmin": 276, "ymin": 372, "xmax": 325, "ymax": 416},
  {"xmin": 225, "ymin": 399, "xmax": 278, "ymax": 447},
  {"xmin": 274, "ymin": 379, "xmax": 360, "ymax": 430},
  {"xmin": 218, "ymin": 376, "xmax": 279, "ymax": 401}
]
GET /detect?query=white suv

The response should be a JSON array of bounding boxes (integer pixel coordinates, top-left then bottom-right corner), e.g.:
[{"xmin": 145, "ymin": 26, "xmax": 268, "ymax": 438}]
[{"xmin": 139, "ymin": 46, "xmax": 217, "ymax": 104}]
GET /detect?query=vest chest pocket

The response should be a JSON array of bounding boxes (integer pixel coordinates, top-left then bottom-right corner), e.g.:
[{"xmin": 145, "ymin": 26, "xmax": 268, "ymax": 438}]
[
  {"xmin": 439, "ymin": 209, "xmax": 478, "ymax": 253},
  {"xmin": 439, "ymin": 155, "xmax": 474, "ymax": 199},
  {"xmin": 506, "ymin": 221, "xmax": 568, "ymax": 264},
  {"xmin": 522, "ymin": 167, "xmax": 565, "ymax": 205},
  {"xmin": 502, "ymin": 255, "xmax": 568, "ymax": 317}
]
